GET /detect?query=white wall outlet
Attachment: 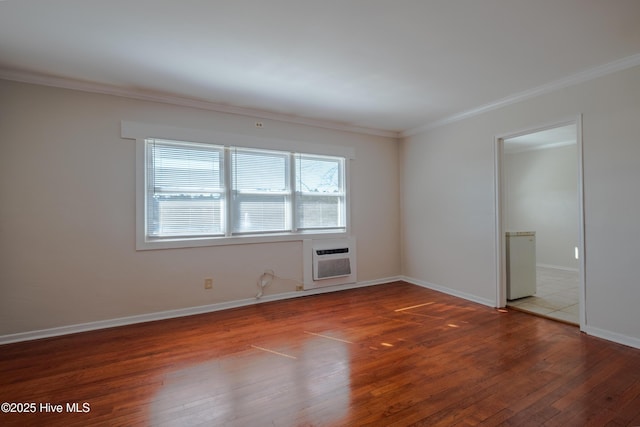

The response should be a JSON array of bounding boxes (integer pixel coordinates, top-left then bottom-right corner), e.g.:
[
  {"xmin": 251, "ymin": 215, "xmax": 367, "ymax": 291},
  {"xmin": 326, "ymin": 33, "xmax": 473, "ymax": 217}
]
[{"xmin": 204, "ymin": 278, "xmax": 213, "ymax": 289}]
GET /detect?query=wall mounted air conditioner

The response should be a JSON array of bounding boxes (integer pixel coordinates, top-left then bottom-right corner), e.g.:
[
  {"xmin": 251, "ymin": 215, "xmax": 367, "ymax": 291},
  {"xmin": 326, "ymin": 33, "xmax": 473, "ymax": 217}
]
[
  {"xmin": 303, "ymin": 238, "xmax": 357, "ymax": 290},
  {"xmin": 313, "ymin": 247, "xmax": 351, "ymax": 280}
]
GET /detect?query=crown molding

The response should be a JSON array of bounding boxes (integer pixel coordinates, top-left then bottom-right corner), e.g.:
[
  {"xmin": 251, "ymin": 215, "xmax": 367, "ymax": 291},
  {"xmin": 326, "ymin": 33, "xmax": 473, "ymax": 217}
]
[
  {"xmin": 4, "ymin": 51, "xmax": 639, "ymax": 141},
  {"xmin": 402, "ymin": 52, "xmax": 640, "ymax": 137},
  {"xmin": 0, "ymin": 68, "xmax": 401, "ymax": 139}
]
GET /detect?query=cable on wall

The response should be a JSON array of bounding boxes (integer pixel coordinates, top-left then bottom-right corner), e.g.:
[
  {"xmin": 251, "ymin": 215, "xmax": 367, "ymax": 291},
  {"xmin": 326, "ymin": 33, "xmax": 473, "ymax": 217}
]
[
  {"xmin": 256, "ymin": 270, "xmax": 275, "ymax": 299},
  {"xmin": 255, "ymin": 269, "xmax": 304, "ymax": 299}
]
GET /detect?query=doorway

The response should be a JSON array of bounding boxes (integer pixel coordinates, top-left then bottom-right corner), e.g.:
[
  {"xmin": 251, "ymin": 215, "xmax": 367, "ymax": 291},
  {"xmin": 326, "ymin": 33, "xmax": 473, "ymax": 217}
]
[{"xmin": 495, "ymin": 118, "xmax": 585, "ymax": 328}]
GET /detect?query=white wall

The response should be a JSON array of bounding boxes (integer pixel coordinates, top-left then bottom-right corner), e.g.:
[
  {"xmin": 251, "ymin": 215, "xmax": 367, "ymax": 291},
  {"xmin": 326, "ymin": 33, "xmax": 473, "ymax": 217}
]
[
  {"xmin": 400, "ymin": 119, "xmax": 497, "ymax": 305},
  {"xmin": 0, "ymin": 80, "xmax": 401, "ymax": 337},
  {"xmin": 505, "ymin": 144, "xmax": 579, "ymax": 270},
  {"xmin": 401, "ymin": 65, "xmax": 640, "ymax": 347}
]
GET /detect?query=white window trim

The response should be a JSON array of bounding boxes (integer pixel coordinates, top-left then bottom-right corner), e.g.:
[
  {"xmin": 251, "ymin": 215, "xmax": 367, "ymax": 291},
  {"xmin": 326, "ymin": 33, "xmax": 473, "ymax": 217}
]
[
  {"xmin": 124, "ymin": 121, "xmax": 354, "ymax": 250},
  {"xmin": 122, "ymin": 121, "xmax": 356, "ymax": 158}
]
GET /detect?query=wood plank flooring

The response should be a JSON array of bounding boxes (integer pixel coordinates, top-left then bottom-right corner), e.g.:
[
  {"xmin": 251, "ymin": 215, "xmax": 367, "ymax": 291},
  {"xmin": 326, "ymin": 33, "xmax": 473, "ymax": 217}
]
[{"xmin": 1, "ymin": 281, "xmax": 640, "ymax": 426}]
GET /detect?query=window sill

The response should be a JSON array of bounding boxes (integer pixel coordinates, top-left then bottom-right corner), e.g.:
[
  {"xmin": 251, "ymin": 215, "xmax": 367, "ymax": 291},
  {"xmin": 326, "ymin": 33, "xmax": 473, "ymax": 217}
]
[{"xmin": 136, "ymin": 230, "xmax": 348, "ymax": 251}]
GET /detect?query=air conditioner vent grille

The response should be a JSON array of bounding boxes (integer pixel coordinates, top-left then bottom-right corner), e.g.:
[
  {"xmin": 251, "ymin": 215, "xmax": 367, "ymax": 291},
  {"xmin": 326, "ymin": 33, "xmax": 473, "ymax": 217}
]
[
  {"xmin": 303, "ymin": 238, "xmax": 356, "ymax": 290},
  {"xmin": 317, "ymin": 257, "xmax": 351, "ymax": 279}
]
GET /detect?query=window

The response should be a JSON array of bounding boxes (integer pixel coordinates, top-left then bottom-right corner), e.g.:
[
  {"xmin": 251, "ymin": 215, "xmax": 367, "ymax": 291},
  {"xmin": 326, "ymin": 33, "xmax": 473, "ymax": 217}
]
[
  {"xmin": 146, "ymin": 140, "xmax": 225, "ymax": 238},
  {"xmin": 232, "ymin": 148, "xmax": 291, "ymax": 234},
  {"xmin": 295, "ymin": 154, "xmax": 345, "ymax": 230},
  {"xmin": 141, "ymin": 138, "xmax": 347, "ymax": 248}
]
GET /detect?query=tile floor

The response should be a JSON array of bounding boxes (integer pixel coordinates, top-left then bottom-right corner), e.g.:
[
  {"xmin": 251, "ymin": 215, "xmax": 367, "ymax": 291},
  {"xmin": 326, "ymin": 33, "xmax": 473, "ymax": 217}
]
[{"xmin": 507, "ymin": 266, "xmax": 579, "ymax": 325}]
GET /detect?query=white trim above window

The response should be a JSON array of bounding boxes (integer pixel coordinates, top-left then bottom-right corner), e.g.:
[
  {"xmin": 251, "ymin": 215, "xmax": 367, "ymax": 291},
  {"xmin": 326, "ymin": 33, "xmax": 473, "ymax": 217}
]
[
  {"xmin": 124, "ymin": 122, "xmax": 352, "ymax": 250},
  {"xmin": 122, "ymin": 121, "xmax": 355, "ymax": 159}
]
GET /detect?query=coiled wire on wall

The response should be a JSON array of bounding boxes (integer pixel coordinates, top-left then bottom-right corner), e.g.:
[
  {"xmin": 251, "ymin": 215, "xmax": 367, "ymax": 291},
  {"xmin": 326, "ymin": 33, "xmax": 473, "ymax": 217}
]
[
  {"xmin": 256, "ymin": 270, "xmax": 275, "ymax": 299},
  {"xmin": 255, "ymin": 269, "xmax": 304, "ymax": 299}
]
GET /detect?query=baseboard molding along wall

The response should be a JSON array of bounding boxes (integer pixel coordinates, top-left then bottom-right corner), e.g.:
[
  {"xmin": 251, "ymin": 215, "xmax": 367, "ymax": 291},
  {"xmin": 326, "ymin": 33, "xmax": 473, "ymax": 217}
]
[
  {"xmin": 582, "ymin": 325, "xmax": 640, "ymax": 351},
  {"xmin": 0, "ymin": 276, "xmax": 402, "ymax": 345},
  {"xmin": 402, "ymin": 275, "xmax": 640, "ymax": 350},
  {"xmin": 5, "ymin": 276, "xmax": 639, "ymax": 351},
  {"xmin": 537, "ymin": 263, "xmax": 580, "ymax": 272},
  {"xmin": 401, "ymin": 276, "xmax": 496, "ymax": 308}
]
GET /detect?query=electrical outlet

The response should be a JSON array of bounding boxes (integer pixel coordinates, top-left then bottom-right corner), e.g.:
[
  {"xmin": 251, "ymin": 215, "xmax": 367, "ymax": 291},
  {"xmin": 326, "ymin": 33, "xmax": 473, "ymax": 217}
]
[
  {"xmin": 296, "ymin": 285, "xmax": 303, "ymax": 291},
  {"xmin": 204, "ymin": 278, "xmax": 213, "ymax": 289}
]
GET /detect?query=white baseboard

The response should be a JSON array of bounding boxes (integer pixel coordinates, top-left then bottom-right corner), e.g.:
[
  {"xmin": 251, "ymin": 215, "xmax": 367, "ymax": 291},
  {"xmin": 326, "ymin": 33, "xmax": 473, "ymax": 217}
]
[
  {"xmin": 537, "ymin": 263, "xmax": 579, "ymax": 272},
  {"xmin": 582, "ymin": 325, "xmax": 640, "ymax": 350},
  {"xmin": 402, "ymin": 276, "xmax": 640, "ymax": 350},
  {"xmin": 5, "ymin": 276, "xmax": 639, "ymax": 352},
  {"xmin": 400, "ymin": 276, "xmax": 495, "ymax": 308},
  {"xmin": 0, "ymin": 276, "xmax": 402, "ymax": 345}
]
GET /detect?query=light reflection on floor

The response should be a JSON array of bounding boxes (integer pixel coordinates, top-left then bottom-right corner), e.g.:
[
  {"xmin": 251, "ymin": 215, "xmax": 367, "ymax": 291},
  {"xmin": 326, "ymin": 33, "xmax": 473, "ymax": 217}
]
[{"xmin": 149, "ymin": 333, "xmax": 351, "ymax": 426}]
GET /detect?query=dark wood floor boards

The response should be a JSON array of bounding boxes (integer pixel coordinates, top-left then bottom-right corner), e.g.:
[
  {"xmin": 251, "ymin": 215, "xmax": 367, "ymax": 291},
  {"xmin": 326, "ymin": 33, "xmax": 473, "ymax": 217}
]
[{"xmin": 1, "ymin": 281, "xmax": 640, "ymax": 426}]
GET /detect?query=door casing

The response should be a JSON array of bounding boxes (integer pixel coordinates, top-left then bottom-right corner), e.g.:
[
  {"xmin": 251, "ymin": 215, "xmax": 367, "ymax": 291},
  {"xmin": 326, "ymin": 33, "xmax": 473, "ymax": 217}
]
[{"xmin": 494, "ymin": 115, "xmax": 586, "ymax": 329}]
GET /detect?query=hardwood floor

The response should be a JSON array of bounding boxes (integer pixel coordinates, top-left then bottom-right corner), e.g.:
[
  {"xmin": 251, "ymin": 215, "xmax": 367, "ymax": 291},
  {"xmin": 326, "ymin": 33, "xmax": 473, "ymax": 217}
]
[{"xmin": 1, "ymin": 281, "xmax": 640, "ymax": 426}]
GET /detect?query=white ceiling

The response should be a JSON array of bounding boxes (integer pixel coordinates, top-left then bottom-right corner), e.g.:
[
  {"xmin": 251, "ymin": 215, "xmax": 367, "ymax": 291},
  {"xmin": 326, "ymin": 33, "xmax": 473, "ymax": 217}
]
[{"xmin": 1, "ymin": 1, "xmax": 640, "ymax": 136}]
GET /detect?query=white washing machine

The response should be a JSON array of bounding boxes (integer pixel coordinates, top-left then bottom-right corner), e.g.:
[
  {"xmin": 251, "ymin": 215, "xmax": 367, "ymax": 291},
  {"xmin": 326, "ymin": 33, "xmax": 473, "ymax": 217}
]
[{"xmin": 506, "ymin": 231, "xmax": 536, "ymax": 300}]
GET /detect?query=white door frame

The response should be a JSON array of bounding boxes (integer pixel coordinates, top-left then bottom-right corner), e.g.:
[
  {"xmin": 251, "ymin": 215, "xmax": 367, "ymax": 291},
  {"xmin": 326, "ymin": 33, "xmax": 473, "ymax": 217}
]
[{"xmin": 494, "ymin": 115, "xmax": 586, "ymax": 329}]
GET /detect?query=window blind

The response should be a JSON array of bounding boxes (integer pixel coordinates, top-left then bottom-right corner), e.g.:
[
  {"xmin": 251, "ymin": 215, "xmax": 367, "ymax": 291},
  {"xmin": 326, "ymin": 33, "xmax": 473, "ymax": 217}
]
[
  {"xmin": 146, "ymin": 139, "xmax": 224, "ymax": 237},
  {"xmin": 231, "ymin": 148, "xmax": 291, "ymax": 233},
  {"xmin": 295, "ymin": 154, "xmax": 345, "ymax": 230},
  {"xmin": 142, "ymin": 138, "xmax": 347, "ymax": 244}
]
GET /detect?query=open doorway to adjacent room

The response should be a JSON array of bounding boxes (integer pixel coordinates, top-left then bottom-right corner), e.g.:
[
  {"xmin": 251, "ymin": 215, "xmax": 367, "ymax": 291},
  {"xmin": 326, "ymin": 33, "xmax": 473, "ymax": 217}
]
[{"xmin": 495, "ymin": 118, "xmax": 585, "ymax": 326}]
